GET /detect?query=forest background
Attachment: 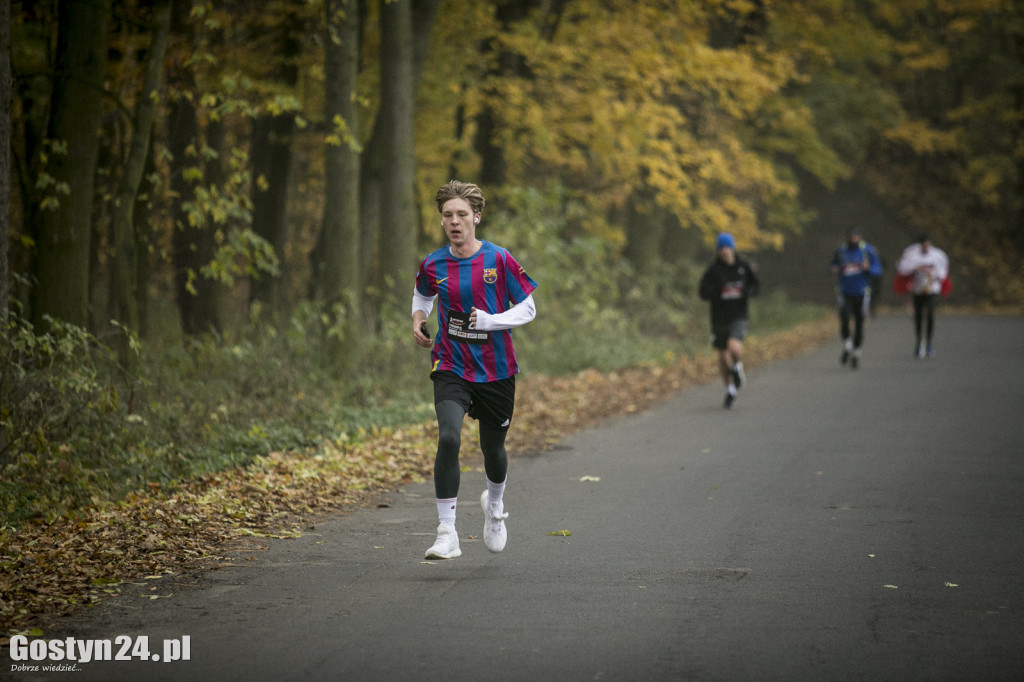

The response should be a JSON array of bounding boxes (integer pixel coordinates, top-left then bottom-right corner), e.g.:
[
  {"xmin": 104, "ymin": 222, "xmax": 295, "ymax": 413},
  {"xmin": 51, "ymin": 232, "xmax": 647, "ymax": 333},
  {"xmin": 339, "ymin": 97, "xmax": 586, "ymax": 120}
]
[{"xmin": 2, "ymin": 0, "xmax": 1023, "ymax": 533}]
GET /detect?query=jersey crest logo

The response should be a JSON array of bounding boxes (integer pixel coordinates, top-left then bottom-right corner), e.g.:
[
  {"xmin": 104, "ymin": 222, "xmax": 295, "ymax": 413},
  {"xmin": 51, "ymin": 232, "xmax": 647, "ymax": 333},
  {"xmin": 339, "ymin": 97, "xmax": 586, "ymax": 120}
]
[{"xmin": 482, "ymin": 268, "xmax": 498, "ymax": 284}]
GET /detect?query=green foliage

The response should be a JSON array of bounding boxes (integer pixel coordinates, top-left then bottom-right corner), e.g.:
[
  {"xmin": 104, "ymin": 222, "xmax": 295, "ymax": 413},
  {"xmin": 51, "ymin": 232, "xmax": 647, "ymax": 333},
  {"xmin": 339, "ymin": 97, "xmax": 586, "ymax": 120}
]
[
  {"xmin": 749, "ymin": 290, "xmax": 829, "ymax": 334},
  {"xmin": 482, "ymin": 184, "xmax": 706, "ymax": 374},
  {"xmin": 1, "ymin": 299, "xmax": 439, "ymax": 527},
  {"xmin": 1, "ymin": 309, "xmax": 131, "ymax": 523}
]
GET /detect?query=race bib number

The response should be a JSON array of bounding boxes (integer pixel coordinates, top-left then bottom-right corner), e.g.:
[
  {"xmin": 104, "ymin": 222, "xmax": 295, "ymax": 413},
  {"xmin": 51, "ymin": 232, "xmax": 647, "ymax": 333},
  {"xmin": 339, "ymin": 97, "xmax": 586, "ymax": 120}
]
[
  {"xmin": 721, "ymin": 282, "xmax": 743, "ymax": 300},
  {"xmin": 842, "ymin": 262, "xmax": 864, "ymax": 276},
  {"xmin": 446, "ymin": 310, "xmax": 488, "ymax": 344}
]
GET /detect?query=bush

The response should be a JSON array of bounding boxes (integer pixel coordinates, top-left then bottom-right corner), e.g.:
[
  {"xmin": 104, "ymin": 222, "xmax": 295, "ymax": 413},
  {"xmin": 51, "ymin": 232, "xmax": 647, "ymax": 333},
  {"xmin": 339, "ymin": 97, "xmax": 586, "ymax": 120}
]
[
  {"xmin": 0, "ymin": 300, "xmax": 438, "ymax": 526},
  {"xmin": 1, "ymin": 311, "xmax": 135, "ymax": 522},
  {"xmin": 484, "ymin": 184, "xmax": 707, "ymax": 374}
]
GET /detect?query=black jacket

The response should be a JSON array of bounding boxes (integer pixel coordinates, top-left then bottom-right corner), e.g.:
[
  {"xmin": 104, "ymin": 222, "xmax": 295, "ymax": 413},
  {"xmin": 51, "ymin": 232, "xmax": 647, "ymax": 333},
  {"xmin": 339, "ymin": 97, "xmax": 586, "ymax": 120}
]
[{"xmin": 698, "ymin": 256, "xmax": 759, "ymax": 328}]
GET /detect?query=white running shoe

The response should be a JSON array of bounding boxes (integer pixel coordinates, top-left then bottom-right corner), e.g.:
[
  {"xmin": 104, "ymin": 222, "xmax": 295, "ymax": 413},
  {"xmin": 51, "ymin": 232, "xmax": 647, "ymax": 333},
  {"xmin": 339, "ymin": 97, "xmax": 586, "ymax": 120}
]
[
  {"xmin": 480, "ymin": 490, "xmax": 508, "ymax": 553},
  {"xmin": 732, "ymin": 362, "xmax": 745, "ymax": 389},
  {"xmin": 424, "ymin": 523, "xmax": 461, "ymax": 559}
]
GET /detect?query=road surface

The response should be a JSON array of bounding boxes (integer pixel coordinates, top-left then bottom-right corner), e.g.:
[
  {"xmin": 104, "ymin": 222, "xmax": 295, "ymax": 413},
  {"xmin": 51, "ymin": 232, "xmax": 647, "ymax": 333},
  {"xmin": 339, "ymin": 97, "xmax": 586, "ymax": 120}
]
[{"xmin": 13, "ymin": 314, "xmax": 1024, "ymax": 681}]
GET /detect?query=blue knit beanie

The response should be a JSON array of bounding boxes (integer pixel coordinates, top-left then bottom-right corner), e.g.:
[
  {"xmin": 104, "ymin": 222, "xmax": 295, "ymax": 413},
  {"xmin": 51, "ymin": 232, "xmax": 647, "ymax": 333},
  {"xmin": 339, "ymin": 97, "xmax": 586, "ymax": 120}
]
[{"xmin": 716, "ymin": 232, "xmax": 736, "ymax": 250}]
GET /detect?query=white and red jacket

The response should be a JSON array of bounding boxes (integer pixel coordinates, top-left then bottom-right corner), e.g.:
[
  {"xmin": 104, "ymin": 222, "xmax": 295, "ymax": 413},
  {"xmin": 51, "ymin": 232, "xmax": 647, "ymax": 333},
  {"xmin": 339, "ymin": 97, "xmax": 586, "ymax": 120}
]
[{"xmin": 896, "ymin": 243, "xmax": 949, "ymax": 295}]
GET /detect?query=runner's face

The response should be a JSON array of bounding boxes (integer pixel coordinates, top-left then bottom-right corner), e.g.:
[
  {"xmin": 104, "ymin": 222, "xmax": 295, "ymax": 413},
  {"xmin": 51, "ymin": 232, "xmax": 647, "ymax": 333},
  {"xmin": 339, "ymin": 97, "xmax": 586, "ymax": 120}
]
[{"xmin": 441, "ymin": 198, "xmax": 478, "ymax": 249}]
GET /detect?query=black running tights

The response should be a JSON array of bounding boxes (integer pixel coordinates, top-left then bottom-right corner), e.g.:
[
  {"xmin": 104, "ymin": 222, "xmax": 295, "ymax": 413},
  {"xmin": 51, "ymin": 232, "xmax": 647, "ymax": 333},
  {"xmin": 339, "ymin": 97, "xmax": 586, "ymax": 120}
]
[
  {"xmin": 839, "ymin": 294, "xmax": 866, "ymax": 349},
  {"xmin": 433, "ymin": 400, "xmax": 508, "ymax": 499},
  {"xmin": 913, "ymin": 294, "xmax": 938, "ymax": 344}
]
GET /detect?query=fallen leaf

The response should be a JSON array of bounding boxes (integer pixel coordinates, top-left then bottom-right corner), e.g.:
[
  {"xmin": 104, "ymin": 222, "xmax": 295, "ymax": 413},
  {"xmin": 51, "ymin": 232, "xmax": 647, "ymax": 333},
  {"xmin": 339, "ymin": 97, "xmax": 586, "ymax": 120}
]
[
  {"xmin": 884, "ymin": 585, "xmax": 899, "ymax": 589},
  {"xmin": 579, "ymin": 476, "xmax": 600, "ymax": 482},
  {"xmin": 547, "ymin": 530, "xmax": 571, "ymax": 536}
]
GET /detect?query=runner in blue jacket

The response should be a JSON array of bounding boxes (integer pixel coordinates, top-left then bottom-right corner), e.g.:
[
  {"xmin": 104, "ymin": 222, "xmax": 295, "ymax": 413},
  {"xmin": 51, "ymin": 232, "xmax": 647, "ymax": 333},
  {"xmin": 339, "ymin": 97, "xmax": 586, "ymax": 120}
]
[{"xmin": 829, "ymin": 228, "xmax": 883, "ymax": 369}]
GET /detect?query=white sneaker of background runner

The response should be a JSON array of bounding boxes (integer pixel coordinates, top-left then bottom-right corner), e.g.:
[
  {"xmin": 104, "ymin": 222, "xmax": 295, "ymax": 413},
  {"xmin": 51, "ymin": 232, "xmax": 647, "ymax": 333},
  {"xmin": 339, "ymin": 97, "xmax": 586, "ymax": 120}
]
[
  {"xmin": 424, "ymin": 523, "xmax": 461, "ymax": 559},
  {"xmin": 480, "ymin": 490, "xmax": 508, "ymax": 553}
]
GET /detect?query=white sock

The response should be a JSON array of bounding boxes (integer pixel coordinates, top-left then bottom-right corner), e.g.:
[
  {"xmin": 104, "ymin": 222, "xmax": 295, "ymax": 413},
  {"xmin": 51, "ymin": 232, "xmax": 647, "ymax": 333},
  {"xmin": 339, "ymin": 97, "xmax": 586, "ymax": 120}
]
[
  {"xmin": 727, "ymin": 384, "xmax": 737, "ymax": 396},
  {"xmin": 844, "ymin": 338, "xmax": 853, "ymax": 352},
  {"xmin": 486, "ymin": 477, "xmax": 506, "ymax": 508},
  {"xmin": 436, "ymin": 497, "xmax": 457, "ymax": 527}
]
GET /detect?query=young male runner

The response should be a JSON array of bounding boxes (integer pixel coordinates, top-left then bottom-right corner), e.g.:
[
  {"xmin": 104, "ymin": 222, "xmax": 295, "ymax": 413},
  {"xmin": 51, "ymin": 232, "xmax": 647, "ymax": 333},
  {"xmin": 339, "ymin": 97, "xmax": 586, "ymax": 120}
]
[
  {"xmin": 412, "ymin": 180, "xmax": 538, "ymax": 559},
  {"xmin": 698, "ymin": 233, "xmax": 759, "ymax": 408}
]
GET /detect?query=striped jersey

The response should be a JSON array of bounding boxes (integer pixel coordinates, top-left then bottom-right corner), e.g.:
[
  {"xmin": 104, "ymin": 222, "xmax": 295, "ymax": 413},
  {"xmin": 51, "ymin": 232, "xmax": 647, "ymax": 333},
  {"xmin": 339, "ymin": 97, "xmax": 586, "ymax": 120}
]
[{"xmin": 415, "ymin": 241, "xmax": 538, "ymax": 382}]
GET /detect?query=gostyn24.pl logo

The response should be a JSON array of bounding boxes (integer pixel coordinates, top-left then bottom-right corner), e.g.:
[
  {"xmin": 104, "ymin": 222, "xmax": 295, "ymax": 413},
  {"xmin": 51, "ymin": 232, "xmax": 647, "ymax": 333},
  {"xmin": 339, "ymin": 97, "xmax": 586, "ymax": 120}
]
[{"xmin": 8, "ymin": 635, "xmax": 190, "ymax": 671}]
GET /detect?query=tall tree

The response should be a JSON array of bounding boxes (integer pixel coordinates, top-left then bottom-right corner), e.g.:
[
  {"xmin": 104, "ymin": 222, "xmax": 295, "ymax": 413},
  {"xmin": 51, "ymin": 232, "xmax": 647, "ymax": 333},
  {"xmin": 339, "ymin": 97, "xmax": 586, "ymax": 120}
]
[
  {"xmin": 358, "ymin": 0, "xmax": 439, "ymax": 305},
  {"xmin": 107, "ymin": 0, "xmax": 172, "ymax": 358},
  {"xmin": 30, "ymin": 0, "xmax": 110, "ymax": 330},
  {"xmin": 369, "ymin": 0, "xmax": 439, "ymax": 312},
  {"xmin": 307, "ymin": 0, "xmax": 362, "ymax": 368},
  {"xmin": 473, "ymin": 0, "xmax": 541, "ymax": 187},
  {"xmin": 375, "ymin": 0, "xmax": 417, "ymax": 309},
  {"xmin": 167, "ymin": 0, "xmax": 221, "ymax": 335},
  {"xmin": 0, "ymin": 0, "xmax": 10, "ymax": 321},
  {"xmin": 248, "ymin": 1, "xmax": 302, "ymax": 315},
  {"xmin": 314, "ymin": 0, "xmax": 361, "ymax": 308}
]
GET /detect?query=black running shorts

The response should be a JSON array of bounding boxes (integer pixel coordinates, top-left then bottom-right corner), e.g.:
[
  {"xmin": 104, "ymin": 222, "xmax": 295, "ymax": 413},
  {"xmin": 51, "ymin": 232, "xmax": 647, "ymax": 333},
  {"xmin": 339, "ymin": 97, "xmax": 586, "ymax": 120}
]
[
  {"xmin": 431, "ymin": 371, "xmax": 516, "ymax": 430},
  {"xmin": 711, "ymin": 318, "xmax": 748, "ymax": 350}
]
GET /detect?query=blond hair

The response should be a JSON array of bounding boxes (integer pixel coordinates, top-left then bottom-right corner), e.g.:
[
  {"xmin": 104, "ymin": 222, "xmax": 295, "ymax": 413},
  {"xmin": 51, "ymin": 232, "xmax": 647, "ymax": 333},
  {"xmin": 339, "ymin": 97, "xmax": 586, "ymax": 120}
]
[{"xmin": 435, "ymin": 180, "xmax": 486, "ymax": 214}]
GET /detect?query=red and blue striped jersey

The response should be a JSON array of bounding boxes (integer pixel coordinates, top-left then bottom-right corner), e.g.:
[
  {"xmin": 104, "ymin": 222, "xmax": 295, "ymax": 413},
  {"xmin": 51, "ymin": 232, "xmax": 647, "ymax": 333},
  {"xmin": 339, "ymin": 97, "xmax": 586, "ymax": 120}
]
[{"xmin": 415, "ymin": 241, "xmax": 538, "ymax": 382}]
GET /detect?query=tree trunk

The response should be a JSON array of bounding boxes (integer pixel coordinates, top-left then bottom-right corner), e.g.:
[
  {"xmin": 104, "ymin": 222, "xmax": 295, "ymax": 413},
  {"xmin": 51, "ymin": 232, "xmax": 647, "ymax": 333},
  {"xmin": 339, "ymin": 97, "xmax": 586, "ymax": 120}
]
[
  {"xmin": 622, "ymin": 194, "xmax": 667, "ymax": 274},
  {"xmin": 377, "ymin": 0, "xmax": 439, "ymax": 310},
  {"xmin": 249, "ymin": 4, "xmax": 301, "ymax": 316},
  {"xmin": 316, "ymin": 0, "xmax": 361, "ymax": 306},
  {"xmin": 168, "ymin": 0, "xmax": 221, "ymax": 336},
  {"xmin": 474, "ymin": 0, "xmax": 535, "ymax": 187},
  {"xmin": 307, "ymin": 0, "xmax": 362, "ymax": 368},
  {"xmin": 248, "ymin": 114, "xmax": 295, "ymax": 313},
  {"xmin": 134, "ymin": 138, "xmax": 157, "ymax": 338},
  {"xmin": 376, "ymin": 0, "xmax": 416, "ymax": 308},
  {"xmin": 30, "ymin": 0, "xmax": 110, "ymax": 330},
  {"xmin": 107, "ymin": 0, "xmax": 171, "ymax": 360},
  {"xmin": 359, "ymin": 0, "xmax": 438, "ymax": 316},
  {"xmin": 0, "ymin": 0, "xmax": 10, "ymax": 323}
]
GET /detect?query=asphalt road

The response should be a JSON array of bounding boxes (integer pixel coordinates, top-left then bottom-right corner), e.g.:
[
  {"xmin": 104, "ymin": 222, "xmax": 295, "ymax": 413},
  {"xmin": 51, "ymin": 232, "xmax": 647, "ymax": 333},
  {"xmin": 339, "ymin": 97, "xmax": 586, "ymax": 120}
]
[{"xmin": 13, "ymin": 314, "xmax": 1024, "ymax": 682}]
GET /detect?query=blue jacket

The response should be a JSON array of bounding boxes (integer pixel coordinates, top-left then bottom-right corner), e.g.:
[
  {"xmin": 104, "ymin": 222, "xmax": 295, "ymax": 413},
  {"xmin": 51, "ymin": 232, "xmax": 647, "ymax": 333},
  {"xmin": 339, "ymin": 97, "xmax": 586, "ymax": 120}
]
[{"xmin": 830, "ymin": 242, "xmax": 882, "ymax": 296}]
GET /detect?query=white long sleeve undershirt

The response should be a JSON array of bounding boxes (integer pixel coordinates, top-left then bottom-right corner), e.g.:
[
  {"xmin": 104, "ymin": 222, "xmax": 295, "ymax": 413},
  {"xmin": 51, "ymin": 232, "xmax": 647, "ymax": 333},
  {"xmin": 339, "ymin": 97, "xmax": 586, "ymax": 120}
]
[
  {"xmin": 473, "ymin": 294, "xmax": 536, "ymax": 331},
  {"xmin": 411, "ymin": 289, "xmax": 537, "ymax": 331},
  {"xmin": 411, "ymin": 288, "xmax": 436, "ymax": 318}
]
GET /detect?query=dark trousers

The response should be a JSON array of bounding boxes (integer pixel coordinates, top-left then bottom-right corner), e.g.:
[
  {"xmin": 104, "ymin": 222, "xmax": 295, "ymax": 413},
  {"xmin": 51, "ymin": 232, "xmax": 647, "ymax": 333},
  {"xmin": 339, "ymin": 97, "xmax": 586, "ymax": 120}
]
[
  {"xmin": 838, "ymin": 294, "xmax": 867, "ymax": 348},
  {"xmin": 913, "ymin": 293, "xmax": 938, "ymax": 345}
]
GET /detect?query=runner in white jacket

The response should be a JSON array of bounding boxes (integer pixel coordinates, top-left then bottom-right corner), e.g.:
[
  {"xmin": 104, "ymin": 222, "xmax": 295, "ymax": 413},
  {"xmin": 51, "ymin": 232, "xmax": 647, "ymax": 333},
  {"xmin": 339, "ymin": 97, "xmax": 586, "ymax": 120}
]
[{"xmin": 897, "ymin": 235, "xmax": 949, "ymax": 358}]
